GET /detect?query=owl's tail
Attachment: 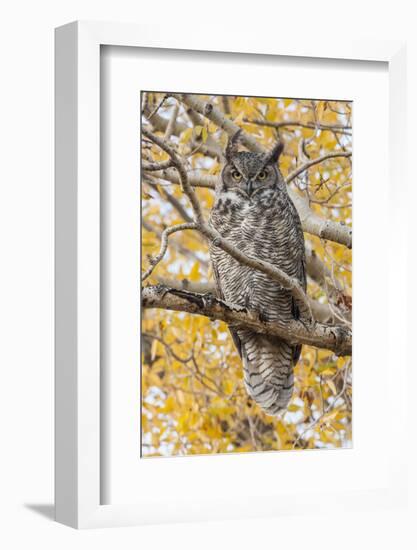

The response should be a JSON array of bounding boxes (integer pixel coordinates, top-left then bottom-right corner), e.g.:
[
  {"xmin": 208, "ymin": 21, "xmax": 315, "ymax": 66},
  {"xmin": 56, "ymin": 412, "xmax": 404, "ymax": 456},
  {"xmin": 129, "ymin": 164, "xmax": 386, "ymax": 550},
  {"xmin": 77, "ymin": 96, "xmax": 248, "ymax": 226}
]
[{"xmin": 238, "ymin": 329, "xmax": 296, "ymax": 416}]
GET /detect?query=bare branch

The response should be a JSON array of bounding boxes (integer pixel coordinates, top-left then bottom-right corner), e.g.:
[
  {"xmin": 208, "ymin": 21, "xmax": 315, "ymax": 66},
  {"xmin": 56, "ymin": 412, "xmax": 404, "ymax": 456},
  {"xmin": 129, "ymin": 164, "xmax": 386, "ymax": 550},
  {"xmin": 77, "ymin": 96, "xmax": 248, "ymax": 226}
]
[
  {"xmin": 142, "ymin": 159, "xmax": 173, "ymax": 172},
  {"xmin": 243, "ymin": 118, "xmax": 352, "ymax": 135},
  {"xmin": 153, "ymin": 276, "xmax": 216, "ymax": 295},
  {"xmin": 293, "ymin": 358, "xmax": 352, "ymax": 448},
  {"xmin": 148, "ymin": 168, "xmax": 216, "ymax": 189},
  {"xmin": 143, "ymin": 104, "xmax": 188, "ymax": 136},
  {"xmin": 142, "ymin": 220, "xmax": 206, "ymax": 267},
  {"xmin": 146, "ymin": 93, "xmax": 169, "ymax": 121},
  {"xmin": 172, "ymin": 93, "xmax": 264, "ymax": 153},
  {"xmin": 142, "ymin": 285, "xmax": 352, "ymax": 356},
  {"xmin": 144, "ymin": 178, "xmax": 194, "ymax": 223},
  {"xmin": 142, "ymin": 99, "xmax": 223, "ymax": 160},
  {"xmin": 285, "ymin": 151, "xmax": 352, "ymax": 185},
  {"xmin": 184, "ymin": 106, "xmax": 224, "ymax": 159},
  {"xmin": 142, "ymin": 127, "xmax": 205, "ymax": 224},
  {"xmin": 293, "ymin": 193, "xmax": 352, "ymax": 249},
  {"xmin": 221, "ymin": 96, "xmax": 231, "ymax": 115},
  {"xmin": 164, "ymin": 101, "xmax": 179, "ymax": 141},
  {"xmin": 142, "ymin": 223, "xmax": 198, "ymax": 281},
  {"xmin": 153, "ymin": 276, "xmax": 334, "ymax": 323}
]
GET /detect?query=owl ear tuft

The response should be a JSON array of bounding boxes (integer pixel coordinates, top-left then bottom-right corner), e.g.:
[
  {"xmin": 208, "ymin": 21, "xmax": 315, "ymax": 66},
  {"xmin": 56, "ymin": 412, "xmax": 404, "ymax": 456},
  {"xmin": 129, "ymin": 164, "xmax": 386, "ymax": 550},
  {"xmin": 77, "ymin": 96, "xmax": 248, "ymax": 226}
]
[
  {"xmin": 225, "ymin": 129, "xmax": 243, "ymax": 161},
  {"xmin": 264, "ymin": 141, "xmax": 284, "ymax": 165}
]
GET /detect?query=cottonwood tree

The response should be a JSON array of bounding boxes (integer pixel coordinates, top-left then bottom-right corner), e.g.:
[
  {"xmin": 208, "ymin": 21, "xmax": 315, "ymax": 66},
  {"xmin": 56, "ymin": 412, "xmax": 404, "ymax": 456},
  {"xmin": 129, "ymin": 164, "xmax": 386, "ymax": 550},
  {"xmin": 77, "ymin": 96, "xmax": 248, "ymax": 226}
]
[{"xmin": 141, "ymin": 93, "xmax": 352, "ymax": 456}]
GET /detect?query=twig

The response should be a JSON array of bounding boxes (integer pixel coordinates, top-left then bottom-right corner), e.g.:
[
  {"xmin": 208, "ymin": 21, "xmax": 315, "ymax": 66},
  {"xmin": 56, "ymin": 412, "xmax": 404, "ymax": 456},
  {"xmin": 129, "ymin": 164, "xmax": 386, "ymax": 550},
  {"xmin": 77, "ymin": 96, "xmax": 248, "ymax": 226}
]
[
  {"xmin": 222, "ymin": 96, "xmax": 231, "ymax": 115},
  {"xmin": 292, "ymin": 359, "xmax": 351, "ymax": 448},
  {"xmin": 142, "ymin": 127, "xmax": 204, "ymax": 224},
  {"xmin": 142, "ymin": 159, "xmax": 173, "ymax": 172},
  {"xmin": 142, "ymin": 219, "xmax": 205, "ymax": 266},
  {"xmin": 243, "ymin": 118, "xmax": 352, "ymax": 135},
  {"xmin": 146, "ymin": 94, "xmax": 168, "ymax": 121},
  {"xmin": 141, "ymin": 223, "xmax": 198, "ymax": 281},
  {"xmin": 144, "ymin": 178, "xmax": 194, "ymax": 223},
  {"xmin": 151, "ymin": 168, "xmax": 216, "ymax": 189},
  {"xmin": 285, "ymin": 152, "xmax": 352, "ymax": 184},
  {"xmin": 164, "ymin": 101, "xmax": 179, "ymax": 141}
]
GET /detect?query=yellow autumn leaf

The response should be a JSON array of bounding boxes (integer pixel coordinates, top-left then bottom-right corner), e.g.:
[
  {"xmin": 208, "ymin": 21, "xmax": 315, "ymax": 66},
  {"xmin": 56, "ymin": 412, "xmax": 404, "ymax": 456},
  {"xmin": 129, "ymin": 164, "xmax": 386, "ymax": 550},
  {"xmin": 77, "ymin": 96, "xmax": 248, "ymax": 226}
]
[
  {"xmin": 194, "ymin": 125, "xmax": 203, "ymax": 137},
  {"xmin": 150, "ymin": 338, "xmax": 159, "ymax": 361},
  {"xmin": 233, "ymin": 111, "xmax": 245, "ymax": 125},
  {"xmin": 180, "ymin": 127, "xmax": 193, "ymax": 144},
  {"xmin": 327, "ymin": 379, "xmax": 337, "ymax": 395},
  {"xmin": 162, "ymin": 395, "xmax": 176, "ymax": 413},
  {"xmin": 223, "ymin": 380, "xmax": 234, "ymax": 395},
  {"xmin": 316, "ymin": 100, "xmax": 326, "ymax": 122},
  {"xmin": 189, "ymin": 261, "xmax": 200, "ymax": 281}
]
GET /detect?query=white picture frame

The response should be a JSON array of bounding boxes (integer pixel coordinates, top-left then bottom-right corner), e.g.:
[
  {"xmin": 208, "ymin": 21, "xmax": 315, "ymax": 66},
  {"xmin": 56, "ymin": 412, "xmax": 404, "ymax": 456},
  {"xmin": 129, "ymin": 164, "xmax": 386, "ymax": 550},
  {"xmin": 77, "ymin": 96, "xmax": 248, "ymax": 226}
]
[{"xmin": 55, "ymin": 21, "xmax": 407, "ymax": 529}]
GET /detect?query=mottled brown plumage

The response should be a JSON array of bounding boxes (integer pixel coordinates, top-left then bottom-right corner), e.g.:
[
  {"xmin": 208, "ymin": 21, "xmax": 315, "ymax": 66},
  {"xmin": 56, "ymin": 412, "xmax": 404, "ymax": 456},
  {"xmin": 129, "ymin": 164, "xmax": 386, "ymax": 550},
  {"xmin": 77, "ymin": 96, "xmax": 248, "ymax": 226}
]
[{"xmin": 209, "ymin": 133, "xmax": 306, "ymax": 415}]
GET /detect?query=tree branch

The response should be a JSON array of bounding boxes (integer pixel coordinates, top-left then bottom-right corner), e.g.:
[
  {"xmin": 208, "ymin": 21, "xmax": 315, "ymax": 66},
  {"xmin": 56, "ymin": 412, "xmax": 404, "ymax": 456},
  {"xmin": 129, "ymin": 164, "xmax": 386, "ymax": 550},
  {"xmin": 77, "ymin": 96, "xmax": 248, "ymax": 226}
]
[
  {"xmin": 148, "ymin": 168, "xmax": 216, "ymax": 189},
  {"xmin": 292, "ymin": 192, "xmax": 352, "ymax": 249},
  {"xmin": 164, "ymin": 101, "xmax": 179, "ymax": 141},
  {"xmin": 142, "ymin": 285, "xmax": 352, "ymax": 356},
  {"xmin": 142, "ymin": 223, "xmax": 198, "ymax": 281},
  {"xmin": 285, "ymin": 151, "xmax": 352, "ymax": 184},
  {"xmin": 142, "ymin": 219, "xmax": 206, "ymax": 267},
  {"xmin": 142, "ymin": 99, "xmax": 223, "ymax": 160},
  {"xmin": 243, "ymin": 118, "xmax": 352, "ymax": 135},
  {"xmin": 141, "ymin": 159, "xmax": 173, "ymax": 172},
  {"xmin": 172, "ymin": 93, "xmax": 264, "ymax": 153},
  {"xmin": 144, "ymin": 178, "xmax": 194, "ymax": 223},
  {"xmin": 142, "ymin": 127, "xmax": 204, "ymax": 224},
  {"xmin": 152, "ymin": 276, "xmax": 335, "ymax": 324}
]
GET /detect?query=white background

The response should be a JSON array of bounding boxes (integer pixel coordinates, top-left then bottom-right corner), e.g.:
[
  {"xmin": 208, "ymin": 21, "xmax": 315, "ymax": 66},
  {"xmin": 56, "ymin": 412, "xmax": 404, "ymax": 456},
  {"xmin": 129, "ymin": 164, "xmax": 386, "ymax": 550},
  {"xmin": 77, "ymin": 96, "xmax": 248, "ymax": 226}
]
[{"xmin": 1, "ymin": 1, "xmax": 416, "ymax": 548}]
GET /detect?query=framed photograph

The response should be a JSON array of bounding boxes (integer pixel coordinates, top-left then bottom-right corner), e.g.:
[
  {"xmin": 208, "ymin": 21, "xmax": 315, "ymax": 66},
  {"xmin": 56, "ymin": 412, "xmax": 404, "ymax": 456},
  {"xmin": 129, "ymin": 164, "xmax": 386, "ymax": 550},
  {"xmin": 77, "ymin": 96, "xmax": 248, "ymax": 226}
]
[{"xmin": 55, "ymin": 21, "xmax": 408, "ymax": 528}]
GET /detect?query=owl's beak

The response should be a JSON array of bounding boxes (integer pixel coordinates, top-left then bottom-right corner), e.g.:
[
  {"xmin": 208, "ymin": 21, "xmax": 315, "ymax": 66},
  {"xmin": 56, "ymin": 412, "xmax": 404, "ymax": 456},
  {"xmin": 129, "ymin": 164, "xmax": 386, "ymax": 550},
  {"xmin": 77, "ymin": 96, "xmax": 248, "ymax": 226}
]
[{"xmin": 246, "ymin": 179, "xmax": 253, "ymax": 196}]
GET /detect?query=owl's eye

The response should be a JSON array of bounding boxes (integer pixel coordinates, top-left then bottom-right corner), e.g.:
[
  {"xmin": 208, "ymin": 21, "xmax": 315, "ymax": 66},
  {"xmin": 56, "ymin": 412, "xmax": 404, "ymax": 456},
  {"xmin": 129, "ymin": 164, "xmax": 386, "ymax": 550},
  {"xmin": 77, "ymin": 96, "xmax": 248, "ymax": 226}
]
[
  {"xmin": 258, "ymin": 170, "xmax": 268, "ymax": 180},
  {"xmin": 231, "ymin": 170, "xmax": 242, "ymax": 182}
]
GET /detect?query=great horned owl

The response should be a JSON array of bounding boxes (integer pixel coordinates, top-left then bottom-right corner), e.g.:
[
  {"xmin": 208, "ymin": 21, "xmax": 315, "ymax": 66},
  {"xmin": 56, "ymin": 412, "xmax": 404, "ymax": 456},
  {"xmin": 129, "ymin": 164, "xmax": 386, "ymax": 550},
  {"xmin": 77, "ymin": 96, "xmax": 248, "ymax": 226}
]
[{"xmin": 209, "ymin": 132, "xmax": 306, "ymax": 416}]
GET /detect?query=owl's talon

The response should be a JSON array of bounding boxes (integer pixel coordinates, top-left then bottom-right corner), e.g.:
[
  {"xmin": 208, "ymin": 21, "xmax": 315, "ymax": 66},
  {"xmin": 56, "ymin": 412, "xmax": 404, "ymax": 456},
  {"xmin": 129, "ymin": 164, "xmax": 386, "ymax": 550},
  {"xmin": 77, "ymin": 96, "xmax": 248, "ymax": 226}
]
[
  {"xmin": 201, "ymin": 292, "xmax": 216, "ymax": 308},
  {"xmin": 155, "ymin": 283, "xmax": 170, "ymax": 298},
  {"xmin": 298, "ymin": 316, "xmax": 316, "ymax": 332}
]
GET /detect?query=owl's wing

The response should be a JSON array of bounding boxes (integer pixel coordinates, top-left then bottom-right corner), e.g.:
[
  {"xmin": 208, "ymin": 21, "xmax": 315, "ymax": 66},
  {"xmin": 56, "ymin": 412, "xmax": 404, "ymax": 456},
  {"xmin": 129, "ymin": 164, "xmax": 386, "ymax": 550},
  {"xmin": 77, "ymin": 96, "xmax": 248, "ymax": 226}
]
[
  {"xmin": 211, "ymin": 260, "xmax": 224, "ymax": 300},
  {"xmin": 228, "ymin": 328, "xmax": 243, "ymax": 359},
  {"xmin": 298, "ymin": 255, "xmax": 307, "ymax": 291},
  {"xmin": 212, "ymin": 259, "xmax": 243, "ymax": 359},
  {"xmin": 291, "ymin": 256, "xmax": 307, "ymax": 365}
]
